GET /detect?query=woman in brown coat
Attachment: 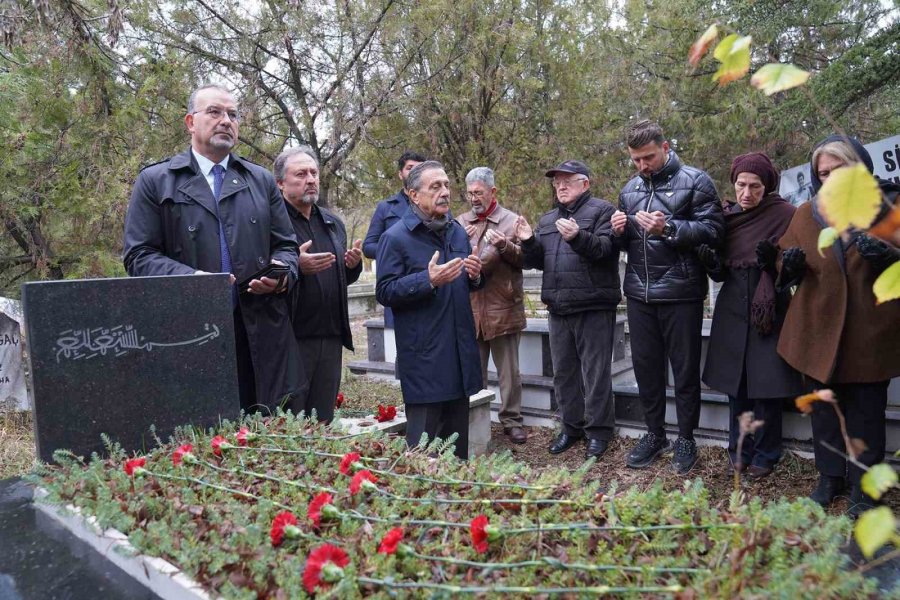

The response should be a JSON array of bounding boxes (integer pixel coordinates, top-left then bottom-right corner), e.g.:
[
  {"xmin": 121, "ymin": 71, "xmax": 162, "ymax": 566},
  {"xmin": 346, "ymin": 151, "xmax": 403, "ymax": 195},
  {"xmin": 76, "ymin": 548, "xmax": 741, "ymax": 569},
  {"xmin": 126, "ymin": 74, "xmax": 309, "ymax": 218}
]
[
  {"xmin": 700, "ymin": 153, "xmax": 805, "ymax": 479},
  {"xmin": 777, "ymin": 135, "xmax": 900, "ymax": 516}
]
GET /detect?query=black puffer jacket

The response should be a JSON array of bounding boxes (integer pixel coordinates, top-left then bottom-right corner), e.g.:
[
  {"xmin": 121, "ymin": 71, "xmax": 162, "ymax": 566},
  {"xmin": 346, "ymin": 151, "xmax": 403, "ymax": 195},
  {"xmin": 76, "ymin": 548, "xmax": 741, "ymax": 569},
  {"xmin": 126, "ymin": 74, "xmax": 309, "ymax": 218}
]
[
  {"xmin": 618, "ymin": 151, "xmax": 724, "ymax": 303},
  {"xmin": 522, "ymin": 191, "xmax": 621, "ymax": 314}
]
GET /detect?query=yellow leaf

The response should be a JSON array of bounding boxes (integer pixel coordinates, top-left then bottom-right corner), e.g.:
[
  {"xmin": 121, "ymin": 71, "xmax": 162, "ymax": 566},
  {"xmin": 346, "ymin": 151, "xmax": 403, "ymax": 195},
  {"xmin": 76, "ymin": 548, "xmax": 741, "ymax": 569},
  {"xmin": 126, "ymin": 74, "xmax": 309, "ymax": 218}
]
[
  {"xmin": 794, "ymin": 389, "xmax": 835, "ymax": 414},
  {"xmin": 712, "ymin": 35, "xmax": 751, "ymax": 85},
  {"xmin": 817, "ymin": 227, "xmax": 839, "ymax": 257},
  {"xmin": 688, "ymin": 24, "xmax": 718, "ymax": 67},
  {"xmin": 750, "ymin": 63, "xmax": 810, "ymax": 96},
  {"xmin": 818, "ymin": 163, "xmax": 882, "ymax": 231},
  {"xmin": 873, "ymin": 261, "xmax": 900, "ymax": 305},
  {"xmin": 861, "ymin": 464, "xmax": 898, "ymax": 501},
  {"xmin": 854, "ymin": 506, "xmax": 895, "ymax": 558}
]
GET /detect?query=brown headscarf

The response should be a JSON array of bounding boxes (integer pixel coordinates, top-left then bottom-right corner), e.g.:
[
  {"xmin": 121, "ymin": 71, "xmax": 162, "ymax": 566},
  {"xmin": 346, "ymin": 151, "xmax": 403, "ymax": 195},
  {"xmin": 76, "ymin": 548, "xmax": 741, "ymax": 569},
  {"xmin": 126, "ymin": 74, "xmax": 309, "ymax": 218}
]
[{"xmin": 722, "ymin": 194, "xmax": 796, "ymax": 334}]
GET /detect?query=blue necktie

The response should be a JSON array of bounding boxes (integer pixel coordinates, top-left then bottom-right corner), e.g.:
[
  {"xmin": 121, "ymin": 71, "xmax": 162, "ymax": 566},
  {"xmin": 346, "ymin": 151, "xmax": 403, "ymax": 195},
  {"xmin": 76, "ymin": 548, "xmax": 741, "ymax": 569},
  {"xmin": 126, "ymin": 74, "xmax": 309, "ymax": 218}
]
[{"xmin": 212, "ymin": 164, "xmax": 236, "ymax": 305}]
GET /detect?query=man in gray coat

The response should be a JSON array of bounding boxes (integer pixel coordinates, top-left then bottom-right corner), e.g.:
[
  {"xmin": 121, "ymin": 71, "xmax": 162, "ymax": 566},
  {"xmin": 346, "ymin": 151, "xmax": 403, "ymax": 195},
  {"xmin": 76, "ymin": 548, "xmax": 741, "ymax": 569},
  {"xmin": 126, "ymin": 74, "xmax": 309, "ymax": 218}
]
[{"xmin": 123, "ymin": 84, "xmax": 303, "ymax": 412}]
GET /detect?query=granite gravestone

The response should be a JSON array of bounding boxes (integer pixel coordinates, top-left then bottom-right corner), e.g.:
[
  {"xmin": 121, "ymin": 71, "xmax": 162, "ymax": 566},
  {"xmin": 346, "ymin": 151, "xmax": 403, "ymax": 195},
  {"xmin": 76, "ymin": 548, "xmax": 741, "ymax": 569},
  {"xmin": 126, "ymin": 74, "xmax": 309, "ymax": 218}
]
[
  {"xmin": 23, "ymin": 275, "xmax": 239, "ymax": 463},
  {"xmin": 0, "ymin": 297, "xmax": 28, "ymax": 412}
]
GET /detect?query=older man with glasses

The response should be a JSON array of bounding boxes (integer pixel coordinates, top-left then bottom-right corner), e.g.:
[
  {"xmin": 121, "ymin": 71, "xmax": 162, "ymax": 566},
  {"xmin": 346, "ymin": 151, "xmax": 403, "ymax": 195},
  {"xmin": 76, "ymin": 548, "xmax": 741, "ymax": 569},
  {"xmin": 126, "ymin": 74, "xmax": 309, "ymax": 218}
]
[
  {"xmin": 515, "ymin": 160, "xmax": 622, "ymax": 459},
  {"xmin": 456, "ymin": 167, "xmax": 528, "ymax": 444},
  {"xmin": 124, "ymin": 84, "xmax": 303, "ymax": 413}
]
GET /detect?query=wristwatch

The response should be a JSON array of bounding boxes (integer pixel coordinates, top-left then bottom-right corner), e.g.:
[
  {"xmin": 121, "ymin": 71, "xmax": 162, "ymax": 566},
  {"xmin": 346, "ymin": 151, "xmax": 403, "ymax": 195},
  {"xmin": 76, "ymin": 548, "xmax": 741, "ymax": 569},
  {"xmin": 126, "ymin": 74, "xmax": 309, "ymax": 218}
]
[{"xmin": 662, "ymin": 221, "xmax": 677, "ymax": 241}]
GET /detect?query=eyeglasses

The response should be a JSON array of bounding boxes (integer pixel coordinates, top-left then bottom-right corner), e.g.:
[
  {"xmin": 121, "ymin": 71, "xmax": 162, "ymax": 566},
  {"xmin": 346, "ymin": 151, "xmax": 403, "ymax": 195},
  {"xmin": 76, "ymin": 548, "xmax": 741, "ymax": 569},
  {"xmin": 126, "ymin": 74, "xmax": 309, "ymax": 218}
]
[
  {"xmin": 466, "ymin": 190, "xmax": 487, "ymax": 199},
  {"xmin": 551, "ymin": 177, "xmax": 587, "ymax": 189},
  {"xmin": 192, "ymin": 106, "xmax": 242, "ymax": 122}
]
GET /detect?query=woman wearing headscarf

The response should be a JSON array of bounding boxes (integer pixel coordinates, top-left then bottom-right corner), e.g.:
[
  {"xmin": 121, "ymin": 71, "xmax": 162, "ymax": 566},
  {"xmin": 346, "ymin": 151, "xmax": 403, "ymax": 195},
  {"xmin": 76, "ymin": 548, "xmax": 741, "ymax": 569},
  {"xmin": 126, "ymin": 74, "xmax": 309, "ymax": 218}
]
[
  {"xmin": 777, "ymin": 135, "xmax": 900, "ymax": 516},
  {"xmin": 699, "ymin": 153, "xmax": 805, "ymax": 479}
]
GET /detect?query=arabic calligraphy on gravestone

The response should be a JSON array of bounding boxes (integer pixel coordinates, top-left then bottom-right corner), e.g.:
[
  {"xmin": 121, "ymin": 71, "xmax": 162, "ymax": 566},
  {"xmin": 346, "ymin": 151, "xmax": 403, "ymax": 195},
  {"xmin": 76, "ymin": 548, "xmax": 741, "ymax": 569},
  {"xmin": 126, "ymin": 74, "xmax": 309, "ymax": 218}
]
[
  {"xmin": 55, "ymin": 323, "xmax": 220, "ymax": 362},
  {"xmin": 23, "ymin": 275, "xmax": 239, "ymax": 463}
]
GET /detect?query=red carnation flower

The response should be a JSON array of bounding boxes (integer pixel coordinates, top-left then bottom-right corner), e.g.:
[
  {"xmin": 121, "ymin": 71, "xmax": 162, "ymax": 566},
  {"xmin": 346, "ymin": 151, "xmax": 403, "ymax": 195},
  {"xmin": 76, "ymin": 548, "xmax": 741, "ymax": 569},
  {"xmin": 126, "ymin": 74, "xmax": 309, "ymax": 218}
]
[
  {"xmin": 235, "ymin": 427, "xmax": 253, "ymax": 446},
  {"xmin": 303, "ymin": 544, "xmax": 349, "ymax": 594},
  {"xmin": 336, "ymin": 392, "xmax": 345, "ymax": 409},
  {"xmin": 210, "ymin": 435, "xmax": 229, "ymax": 457},
  {"xmin": 270, "ymin": 511, "xmax": 300, "ymax": 547},
  {"xmin": 124, "ymin": 457, "xmax": 146, "ymax": 477},
  {"xmin": 470, "ymin": 515, "xmax": 489, "ymax": 553},
  {"xmin": 349, "ymin": 470, "xmax": 378, "ymax": 495},
  {"xmin": 375, "ymin": 404, "xmax": 397, "ymax": 422},
  {"xmin": 172, "ymin": 444, "xmax": 194, "ymax": 466},
  {"xmin": 378, "ymin": 527, "xmax": 404, "ymax": 555},
  {"xmin": 308, "ymin": 492, "xmax": 336, "ymax": 527},
  {"xmin": 339, "ymin": 452, "xmax": 360, "ymax": 475}
]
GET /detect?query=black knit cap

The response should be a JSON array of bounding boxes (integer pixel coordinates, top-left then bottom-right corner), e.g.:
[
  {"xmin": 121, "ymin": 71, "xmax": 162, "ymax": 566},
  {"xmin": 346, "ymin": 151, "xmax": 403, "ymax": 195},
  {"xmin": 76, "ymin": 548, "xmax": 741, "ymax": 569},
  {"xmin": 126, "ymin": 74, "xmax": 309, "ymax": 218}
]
[
  {"xmin": 730, "ymin": 152, "xmax": 779, "ymax": 196},
  {"xmin": 545, "ymin": 160, "xmax": 591, "ymax": 179}
]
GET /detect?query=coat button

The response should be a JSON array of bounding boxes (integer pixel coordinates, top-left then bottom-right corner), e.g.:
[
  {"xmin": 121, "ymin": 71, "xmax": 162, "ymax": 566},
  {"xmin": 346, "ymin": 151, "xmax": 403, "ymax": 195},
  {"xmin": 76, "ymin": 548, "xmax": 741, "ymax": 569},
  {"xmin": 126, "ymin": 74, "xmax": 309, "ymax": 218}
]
[
  {"xmin": 258, "ymin": 257, "xmax": 265, "ymax": 264},
  {"xmin": 188, "ymin": 225, "xmax": 196, "ymax": 232},
  {"xmin": 250, "ymin": 217, "xmax": 257, "ymax": 224},
  {"xmin": 232, "ymin": 179, "xmax": 238, "ymax": 184}
]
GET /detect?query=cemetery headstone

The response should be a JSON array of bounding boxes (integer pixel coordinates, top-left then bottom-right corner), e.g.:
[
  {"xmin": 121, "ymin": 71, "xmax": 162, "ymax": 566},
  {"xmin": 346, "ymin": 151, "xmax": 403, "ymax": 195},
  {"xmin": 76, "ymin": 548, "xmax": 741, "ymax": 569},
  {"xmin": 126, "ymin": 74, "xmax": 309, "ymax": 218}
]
[
  {"xmin": 23, "ymin": 274, "xmax": 240, "ymax": 463},
  {"xmin": 0, "ymin": 297, "xmax": 28, "ymax": 412}
]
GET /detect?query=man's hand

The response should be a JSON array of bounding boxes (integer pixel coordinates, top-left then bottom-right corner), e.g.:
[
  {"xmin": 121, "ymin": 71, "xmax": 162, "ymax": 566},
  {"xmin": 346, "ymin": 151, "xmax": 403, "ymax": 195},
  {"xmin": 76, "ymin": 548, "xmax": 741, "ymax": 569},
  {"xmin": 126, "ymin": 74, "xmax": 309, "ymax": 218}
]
[
  {"xmin": 464, "ymin": 224, "xmax": 477, "ymax": 239},
  {"xmin": 484, "ymin": 228, "xmax": 508, "ymax": 249},
  {"xmin": 555, "ymin": 217, "xmax": 579, "ymax": 241},
  {"xmin": 344, "ymin": 239, "xmax": 363, "ymax": 269},
  {"xmin": 635, "ymin": 210, "xmax": 666, "ymax": 236},
  {"xmin": 696, "ymin": 244, "xmax": 720, "ymax": 271},
  {"xmin": 611, "ymin": 210, "xmax": 627, "ymax": 235},
  {"xmin": 514, "ymin": 215, "xmax": 533, "ymax": 241},
  {"xmin": 298, "ymin": 239, "xmax": 336, "ymax": 275},
  {"xmin": 756, "ymin": 240, "xmax": 778, "ymax": 271},
  {"xmin": 248, "ymin": 259, "xmax": 288, "ymax": 295},
  {"xmin": 464, "ymin": 246, "xmax": 483, "ymax": 280},
  {"xmin": 428, "ymin": 251, "xmax": 463, "ymax": 287}
]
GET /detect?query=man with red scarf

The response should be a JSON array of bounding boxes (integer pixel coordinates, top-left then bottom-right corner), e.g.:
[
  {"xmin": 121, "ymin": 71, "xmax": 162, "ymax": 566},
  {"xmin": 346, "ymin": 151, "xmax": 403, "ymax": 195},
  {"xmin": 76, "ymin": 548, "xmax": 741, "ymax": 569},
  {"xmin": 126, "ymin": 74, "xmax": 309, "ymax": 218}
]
[{"xmin": 456, "ymin": 167, "xmax": 528, "ymax": 443}]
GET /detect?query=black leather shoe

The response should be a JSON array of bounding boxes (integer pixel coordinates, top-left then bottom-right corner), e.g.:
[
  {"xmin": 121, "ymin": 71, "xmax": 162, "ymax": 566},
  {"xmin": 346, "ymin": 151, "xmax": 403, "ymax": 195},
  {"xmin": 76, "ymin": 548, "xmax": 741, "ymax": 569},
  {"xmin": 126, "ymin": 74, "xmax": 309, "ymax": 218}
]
[
  {"xmin": 809, "ymin": 475, "xmax": 846, "ymax": 507},
  {"xmin": 585, "ymin": 438, "xmax": 609, "ymax": 459},
  {"xmin": 549, "ymin": 433, "xmax": 582, "ymax": 455}
]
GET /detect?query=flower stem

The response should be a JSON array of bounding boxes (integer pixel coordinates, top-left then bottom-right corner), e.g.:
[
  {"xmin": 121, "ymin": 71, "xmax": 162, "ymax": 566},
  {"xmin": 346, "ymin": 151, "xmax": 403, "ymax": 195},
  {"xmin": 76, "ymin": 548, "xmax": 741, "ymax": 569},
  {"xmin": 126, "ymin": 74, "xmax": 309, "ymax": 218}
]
[
  {"xmin": 357, "ymin": 577, "xmax": 683, "ymax": 595},
  {"xmin": 233, "ymin": 446, "xmax": 388, "ymax": 462},
  {"xmin": 504, "ymin": 523, "xmax": 742, "ymax": 534},
  {"xmin": 408, "ymin": 550, "xmax": 707, "ymax": 574},
  {"xmin": 364, "ymin": 466, "xmax": 558, "ymax": 491},
  {"xmin": 375, "ymin": 488, "xmax": 586, "ymax": 507}
]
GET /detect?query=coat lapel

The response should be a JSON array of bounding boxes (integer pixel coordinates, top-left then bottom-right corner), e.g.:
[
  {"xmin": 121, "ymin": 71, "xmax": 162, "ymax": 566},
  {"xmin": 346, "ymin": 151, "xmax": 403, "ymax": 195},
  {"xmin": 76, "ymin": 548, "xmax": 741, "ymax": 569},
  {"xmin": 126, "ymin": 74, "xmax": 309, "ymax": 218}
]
[{"xmin": 177, "ymin": 174, "xmax": 220, "ymax": 219}]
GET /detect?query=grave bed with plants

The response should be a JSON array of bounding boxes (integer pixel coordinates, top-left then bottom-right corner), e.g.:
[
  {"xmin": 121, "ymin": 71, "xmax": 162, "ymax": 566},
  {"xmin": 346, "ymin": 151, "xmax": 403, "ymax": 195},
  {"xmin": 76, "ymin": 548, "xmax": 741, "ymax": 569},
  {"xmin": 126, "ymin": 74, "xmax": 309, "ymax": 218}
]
[{"xmin": 33, "ymin": 412, "xmax": 881, "ymax": 598}]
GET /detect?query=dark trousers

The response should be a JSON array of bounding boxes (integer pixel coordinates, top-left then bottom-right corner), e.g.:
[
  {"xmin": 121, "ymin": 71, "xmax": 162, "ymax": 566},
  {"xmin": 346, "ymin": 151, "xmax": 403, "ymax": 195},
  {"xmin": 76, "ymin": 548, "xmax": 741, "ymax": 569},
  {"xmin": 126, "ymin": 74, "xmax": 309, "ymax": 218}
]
[
  {"xmin": 810, "ymin": 380, "xmax": 889, "ymax": 487},
  {"xmin": 296, "ymin": 336, "xmax": 344, "ymax": 424},
  {"xmin": 234, "ymin": 307, "xmax": 258, "ymax": 413},
  {"xmin": 405, "ymin": 397, "xmax": 469, "ymax": 460},
  {"xmin": 729, "ymin": 370, "xmax": 784, "ymax": 469},
  {"xmin": 627, "ymin": 299, "xmax": 703, "ymax": 439},
  {"xmin": 548, "ymin": 310, "xmax": 616, "ymax": 441}
]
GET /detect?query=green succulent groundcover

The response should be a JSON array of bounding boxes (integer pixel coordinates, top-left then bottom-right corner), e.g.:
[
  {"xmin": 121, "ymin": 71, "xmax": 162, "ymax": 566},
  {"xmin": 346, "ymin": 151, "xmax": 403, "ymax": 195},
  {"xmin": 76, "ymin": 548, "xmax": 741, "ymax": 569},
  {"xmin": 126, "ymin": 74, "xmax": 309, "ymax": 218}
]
[{"xmin": 33, "ymin": 412, "xmax": 877, "ymax": 598}]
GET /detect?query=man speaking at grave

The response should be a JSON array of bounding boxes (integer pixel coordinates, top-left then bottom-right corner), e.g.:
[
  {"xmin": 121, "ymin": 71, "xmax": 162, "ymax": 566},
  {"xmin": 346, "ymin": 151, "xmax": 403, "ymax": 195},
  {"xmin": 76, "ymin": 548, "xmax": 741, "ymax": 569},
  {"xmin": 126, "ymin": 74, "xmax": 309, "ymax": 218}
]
[
  {"xmin": 274, "ymin": 146, "xmax": 362, "ymax": 423},
  {"xmin": 376, "ymin": 161, "xmax": 485, "ymax": 460},
  {"xmin": 123, "ymin": 84, "xmax": 304, "ymax": 412}
]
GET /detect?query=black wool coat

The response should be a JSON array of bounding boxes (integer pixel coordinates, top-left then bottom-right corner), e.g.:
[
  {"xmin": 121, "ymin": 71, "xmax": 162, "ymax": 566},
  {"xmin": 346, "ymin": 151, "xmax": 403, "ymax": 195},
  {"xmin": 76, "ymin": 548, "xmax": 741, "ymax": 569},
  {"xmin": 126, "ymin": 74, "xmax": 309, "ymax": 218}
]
[{"xmin": 123, "ymin": 148, "xmax": 304, "ymax": 409}]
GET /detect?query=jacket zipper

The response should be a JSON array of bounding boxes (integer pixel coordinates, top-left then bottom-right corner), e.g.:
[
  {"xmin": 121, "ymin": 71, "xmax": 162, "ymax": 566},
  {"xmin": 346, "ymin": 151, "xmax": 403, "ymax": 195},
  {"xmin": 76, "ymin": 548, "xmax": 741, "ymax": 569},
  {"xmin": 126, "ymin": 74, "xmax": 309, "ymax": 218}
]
[{"xmin": 643, "ymin": 181, "xmax": 654, "ymax": 303}]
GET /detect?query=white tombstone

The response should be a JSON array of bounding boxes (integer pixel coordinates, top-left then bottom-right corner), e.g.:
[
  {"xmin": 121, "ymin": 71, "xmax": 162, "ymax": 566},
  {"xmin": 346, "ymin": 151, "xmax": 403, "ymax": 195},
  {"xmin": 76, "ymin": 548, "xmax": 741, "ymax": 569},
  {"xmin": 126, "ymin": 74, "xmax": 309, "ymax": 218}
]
[{"xmin": 0, "ymin": 297, "xmax": 29, "ymax": 411}]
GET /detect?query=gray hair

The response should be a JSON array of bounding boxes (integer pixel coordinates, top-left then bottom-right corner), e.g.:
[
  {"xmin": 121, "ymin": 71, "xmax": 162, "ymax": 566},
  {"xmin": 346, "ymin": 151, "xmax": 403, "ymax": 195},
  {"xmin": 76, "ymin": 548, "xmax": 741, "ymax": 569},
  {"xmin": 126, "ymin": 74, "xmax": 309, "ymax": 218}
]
[
  {"xmin": 465, "ymin": 167, "xmax": 495, "ymax": 188},
  {"xmin": 406, "ymin": 160, "xmax": 444, "ymax": 192},
  {"xmin": 187, "ymin": 84, "xmax": 234, "ymax": 114},
  {"xmin": 273, "ymin": 145, "xmax": 319, "ymax": 181}
]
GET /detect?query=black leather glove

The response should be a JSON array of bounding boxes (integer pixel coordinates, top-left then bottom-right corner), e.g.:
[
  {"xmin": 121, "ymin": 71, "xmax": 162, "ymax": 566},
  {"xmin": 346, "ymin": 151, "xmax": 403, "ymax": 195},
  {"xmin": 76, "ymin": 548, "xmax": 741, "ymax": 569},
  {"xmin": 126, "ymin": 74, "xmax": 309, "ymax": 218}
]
[
  {"xmin": 696, "ymin": 244, "xmax": 721, "ymax": 272},
  {"xmin": 756, "ymin": 240, "xmax": 778, "ymax": 271},
  {"xmin": 857, "ymin": 234, "xmax": 899, "ymax": 271},
  {"xmin": 779, "ymin": 247, "xmax": 807, "ymax": 288}
]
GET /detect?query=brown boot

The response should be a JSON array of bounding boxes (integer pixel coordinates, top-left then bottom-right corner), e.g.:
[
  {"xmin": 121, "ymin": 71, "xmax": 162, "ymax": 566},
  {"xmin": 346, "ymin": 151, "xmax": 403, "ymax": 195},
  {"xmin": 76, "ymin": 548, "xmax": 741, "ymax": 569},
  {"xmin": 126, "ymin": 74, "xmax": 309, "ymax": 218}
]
[{"xmin": 504, "ymin": 426, "xmax": 528, "ymax": 444}]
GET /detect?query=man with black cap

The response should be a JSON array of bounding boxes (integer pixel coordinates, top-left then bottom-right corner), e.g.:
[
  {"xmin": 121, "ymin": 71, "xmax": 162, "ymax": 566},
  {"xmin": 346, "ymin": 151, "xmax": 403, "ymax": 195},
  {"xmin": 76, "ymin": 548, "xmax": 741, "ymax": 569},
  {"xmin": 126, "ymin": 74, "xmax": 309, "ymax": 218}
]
[{"xmin": 514, "ymin": 160, "xmax": 621, "ymax": 458}]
